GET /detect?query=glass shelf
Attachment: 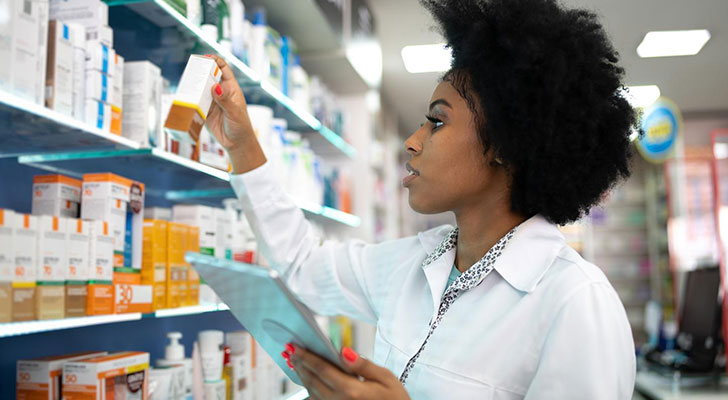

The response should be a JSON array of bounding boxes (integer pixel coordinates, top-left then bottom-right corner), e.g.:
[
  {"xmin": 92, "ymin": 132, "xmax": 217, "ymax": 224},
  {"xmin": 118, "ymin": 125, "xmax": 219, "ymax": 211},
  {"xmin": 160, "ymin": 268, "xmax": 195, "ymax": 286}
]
[
  {"xmin": 105, "ymin": 0, "xmax": 356, "ymax": 158},
  {"xmin": 17, "ymin": 149, "xmax": 362, "ymax": 227},
  {"xmin": 0, "ymin": 304, "xmax": 228, "ymax": 338},
  {"xmin": 0, "ymin": 89, "xmax": 139, "ymax": 157}
]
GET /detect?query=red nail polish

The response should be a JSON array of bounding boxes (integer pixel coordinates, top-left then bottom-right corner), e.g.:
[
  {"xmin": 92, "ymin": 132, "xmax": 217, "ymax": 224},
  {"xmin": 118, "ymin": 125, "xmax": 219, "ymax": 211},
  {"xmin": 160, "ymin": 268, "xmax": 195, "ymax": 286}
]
[
  {"xmin": 285, "ymin": 343, "xmax": 295, "ymax": 355},
  {"xmin": 204, "ymin": 54, "xmax": 212, "ymax": 57},
  {"xmin": 281, "ymin": 351, "xmax": 290, "ymax": 360},
  {"xmin": 342, "ymin": 347, "xmax": 358, "ymax": 363},
  {"xmin": 215, "ymin": 83, "xmax": 222, "ymax": 96},
  {"xmin": 287, "ymin": 360, "xmax": 295, "ymax": 369}
]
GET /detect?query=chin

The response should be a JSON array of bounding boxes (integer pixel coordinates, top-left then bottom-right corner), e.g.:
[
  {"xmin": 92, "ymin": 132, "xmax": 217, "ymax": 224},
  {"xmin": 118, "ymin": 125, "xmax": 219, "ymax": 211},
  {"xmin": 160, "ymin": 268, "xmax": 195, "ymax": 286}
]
[{"xmin": 408, "ymin": 191, "xmax": 448, "ymax": 215}]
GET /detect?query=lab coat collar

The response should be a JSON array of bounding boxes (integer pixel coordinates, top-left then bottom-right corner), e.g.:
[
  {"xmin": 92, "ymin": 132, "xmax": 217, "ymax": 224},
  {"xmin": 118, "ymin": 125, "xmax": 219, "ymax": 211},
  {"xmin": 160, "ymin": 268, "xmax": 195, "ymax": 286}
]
[{"xmin": 417, "ymin": 215, "xmax": 564, "ymax": 294}]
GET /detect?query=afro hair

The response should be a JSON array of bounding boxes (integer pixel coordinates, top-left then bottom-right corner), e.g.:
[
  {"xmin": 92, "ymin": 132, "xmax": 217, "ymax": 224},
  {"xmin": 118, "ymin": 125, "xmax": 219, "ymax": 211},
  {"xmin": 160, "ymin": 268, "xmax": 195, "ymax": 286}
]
[{"xmin": 420, "ymin": 0, "xmax": 638, "ymax": 225}]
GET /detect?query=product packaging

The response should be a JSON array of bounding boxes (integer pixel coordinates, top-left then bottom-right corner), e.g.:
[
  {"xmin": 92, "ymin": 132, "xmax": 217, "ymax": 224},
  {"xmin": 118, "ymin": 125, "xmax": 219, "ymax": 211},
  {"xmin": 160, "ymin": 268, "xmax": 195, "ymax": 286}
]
[
  {"xmin": 198, "ymin": 126, "xmax": 230, "ymax": 171},
  {"xmin": 88, "ymin": 24, "xmax": 113, "ymax": 48},
  {"xmin": 186, "ymin": 225, "xmax": 200, "ymax": 306},
  {"xmin": 142, "ymin": 219, "xmax": 168, "ymax": 310},
  {"xmin": 150, "ymin": 365, "xmax": 186, "ymax": 399},
  {"xmin": 173, "ymin": 205, "xmax": 215, "ymax": 256},
  {"xmin": 85, "ymin": 69, "xmax": 109, "ymax": 103},
  {"xmin": 226, "ymin": 331, "xmax": 254, "ymax": 400},
  {"xmin": 113, "ymin": 271, "xmax": 153, "ymax": 314},
  {"xmin": 84, "ymin": 99, "xmax": 112, "ymax": 131},
  {"xmin": 36, "ymin": 1, "xmax": 50, "ymax": 105},
  {"xmin": 62, "ymin": 351, "xmax": 149, "ymax": 400},
  {"xmin": 0, "ymin": 0, "xmax": 44, "ymax": 103},
  {"xmin": 203, "ymin": 380, "xmax": 226, "ymax": 400},
  {"xmin": 199, "ymin": 330, "xmax": 224, "ymax": 382},
  {"xmin": 148, "ymin": 368, "xmax": 173, "ymax": 400},
  {"xmin": 32, "ymin": 174, "xmax": 82, "ymax": 218},
  {"xmin": 165, "ymin": 222, "xmax": 188, "ymax": 309},
  {"xmin": 12, "ymin": 213, "xmax": 38, "ymax": 321},
  {"xmin": 0, "ymin": 209, "xmax": 15, "ymax": 322},
  {"xmin": 85, "ymin": 40, "xmax": 115, "ymax": 77},
  {"xmin": 36, "ymin": 215, "xmax": 68, "ymax": 320},
  {"xmin": 68, "ymin": 23, "xmax": 87, "ymax": 121},
  {"xmin": 144, "ymin": 207, "xmax": 172, "ymax": 221},
  {"xmin": 157, "ymin": 331, "xmax": 193, "ymax": 395},
  {"xmin": 111, "ymin": 53, "xmax": 124, "ymax": 135},
  {"xmin": 50, "ymin": 0, "xmax": 110, "ymax": 44},
  {"xmin": 122, "ymin": 61, "xmax": 162, "ymax": 147},
  {"xmin": 164, "ymin": 55, "xmax": 221, "ymax": 144},
  {"xmin": 81, "ymin": 173, "xmax": 145, "ymax": 270},
  {"xmin": 45, "ymin": 20, "xmax": 74, "ymax": 116},
  {"xmin": 16, "ymin": 351, "xmax": 107, "ymax": 400},
  {"xmin": 87, "ymin": 220, "xmax": 114, "ymax": 315},
  {"xmin": 65, "ymin": 219, "xmax": 90, "ymax": 317}
]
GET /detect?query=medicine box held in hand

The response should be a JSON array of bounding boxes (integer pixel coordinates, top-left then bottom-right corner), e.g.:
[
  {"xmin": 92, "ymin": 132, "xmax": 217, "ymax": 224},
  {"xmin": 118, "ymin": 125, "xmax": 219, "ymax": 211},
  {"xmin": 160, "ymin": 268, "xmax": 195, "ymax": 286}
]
[{"xmin": 164, "ymin": 55, "xmax": 221, "ymax": 144}]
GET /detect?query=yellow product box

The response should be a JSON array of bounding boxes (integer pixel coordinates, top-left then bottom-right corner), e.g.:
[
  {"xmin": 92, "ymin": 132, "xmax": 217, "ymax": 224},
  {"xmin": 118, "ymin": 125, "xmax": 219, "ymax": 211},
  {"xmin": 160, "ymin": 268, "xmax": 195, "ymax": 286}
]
[
  {"xmin": 66, "ymin": 219, "xmax": 90, "ymax": 317},
  {"xmin": 142, "ymin": 219, "xmax": 167, "ymax": 310},
  {"xmin": 86, "ymin": 284, "xmax": 113, "ymax": 316},
  {"xmin": 0, "ymin": 209, "xmax": 15, "ymax": 322},
  {"xmin": 13, "ymin": 213, "xmax": 38, "ymax": 321},
  {"xmin": 62, "ymin": 352, "xmax": 149, "ymax": 400},
  {"xmin": 165, "ymin": 222, "xmax": 188, "ymax": 309},
  {"xmin": 113, "ymin": 272, "xmax": 152, "ymax": 314},
  {"xmin": 81, "ymin": 173, "xmax": 145, "ymax": 270},
  {"xmin": 32, "ymin": 174, "xmax": 82, "ymax": 218},
  {"xmin": 16, "ymin": 351, "xmax": 107, "ymax": 400},
  {"xmin": 164, "ymin": 55, "xmax": 221, "ymax": 144},
  {"xmin": 187, "ymin": 225, "xmax": 200, "ymax": 306}
]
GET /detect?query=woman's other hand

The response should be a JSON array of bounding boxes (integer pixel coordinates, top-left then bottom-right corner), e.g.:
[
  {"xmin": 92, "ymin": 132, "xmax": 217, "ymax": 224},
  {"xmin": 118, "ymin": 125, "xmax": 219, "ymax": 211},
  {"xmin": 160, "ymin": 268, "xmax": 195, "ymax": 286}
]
[
  {"xmin": 283, "ymin": 344, "xmax": 410, "ymax": 400},
  {"xmin": 204, "ymin": 54, "xmax": 266, "ymax": 174}
]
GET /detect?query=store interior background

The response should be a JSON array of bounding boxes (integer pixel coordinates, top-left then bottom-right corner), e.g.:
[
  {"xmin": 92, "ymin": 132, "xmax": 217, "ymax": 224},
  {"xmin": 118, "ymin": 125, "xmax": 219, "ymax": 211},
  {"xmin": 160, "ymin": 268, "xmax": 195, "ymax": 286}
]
[{"xmin": 0, "ymin": 0, "xmax": 727, "ymax": 398}]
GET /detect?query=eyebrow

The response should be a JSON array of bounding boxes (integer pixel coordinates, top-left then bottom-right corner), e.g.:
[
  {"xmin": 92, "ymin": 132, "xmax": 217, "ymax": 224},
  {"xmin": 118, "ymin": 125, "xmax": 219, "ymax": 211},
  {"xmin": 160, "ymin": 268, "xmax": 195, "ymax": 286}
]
[{"xmin": 429, "ymin": 98, "xmax": 452, "ymax": 110}]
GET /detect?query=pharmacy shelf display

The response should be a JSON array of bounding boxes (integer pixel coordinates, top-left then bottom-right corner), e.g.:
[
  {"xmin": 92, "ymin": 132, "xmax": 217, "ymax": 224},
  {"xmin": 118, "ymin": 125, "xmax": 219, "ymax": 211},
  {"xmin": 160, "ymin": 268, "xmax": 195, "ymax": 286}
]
[
  {"xmin": 105, "ymin": 0, "xmax": 356, "ymax": 158},
  {"xmin": 0, "ymin": 304, "xmax": 229, "ymax": 338}
]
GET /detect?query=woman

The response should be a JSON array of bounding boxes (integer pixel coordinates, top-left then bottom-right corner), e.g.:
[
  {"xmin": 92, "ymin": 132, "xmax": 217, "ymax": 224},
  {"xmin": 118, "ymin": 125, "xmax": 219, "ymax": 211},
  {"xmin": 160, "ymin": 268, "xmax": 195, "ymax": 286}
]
[{"xmin": 205, "ymin": 0, "xmax": 637, "ymax": 398}]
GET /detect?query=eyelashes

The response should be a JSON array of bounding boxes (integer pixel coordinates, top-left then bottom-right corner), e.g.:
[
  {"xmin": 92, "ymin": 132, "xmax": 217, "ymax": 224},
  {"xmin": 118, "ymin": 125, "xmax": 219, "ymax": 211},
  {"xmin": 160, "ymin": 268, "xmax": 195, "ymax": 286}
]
[{"xmin": 425, "ymin": 114, "xmax": 444, "ymax": 131}]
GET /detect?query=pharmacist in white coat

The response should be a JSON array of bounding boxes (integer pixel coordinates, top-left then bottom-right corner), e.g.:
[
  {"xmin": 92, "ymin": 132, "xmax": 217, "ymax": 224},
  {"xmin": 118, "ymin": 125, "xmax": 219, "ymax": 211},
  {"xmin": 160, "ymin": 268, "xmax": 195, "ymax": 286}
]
[{"xmin": 205, "ymin": 0, "xmax": 637, "ymax": 397}]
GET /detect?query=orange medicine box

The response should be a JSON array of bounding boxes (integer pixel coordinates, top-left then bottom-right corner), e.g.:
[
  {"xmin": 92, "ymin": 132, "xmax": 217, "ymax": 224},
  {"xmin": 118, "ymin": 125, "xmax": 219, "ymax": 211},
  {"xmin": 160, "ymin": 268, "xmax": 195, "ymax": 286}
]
[
  {"xmin": 142, "ymin": 219, "xmax": 167, "ymax": 310},
  {"xmin": 113, "ymin": 272, "xmax": 152, "ymax": 314},
  {"xmin": 62, "ymin": 352, "xmax": 149, "ymax": 400},
  {"xmin": 166, "ymin": 222, "xmax": 188, "ymax": 309},
  {"xmin": 186, "ymin": 225, "xmax": 200, "ymax": 306},
  {"xmin": 16, "ymin": 351, "xmax": 107, "ymax": 400}
]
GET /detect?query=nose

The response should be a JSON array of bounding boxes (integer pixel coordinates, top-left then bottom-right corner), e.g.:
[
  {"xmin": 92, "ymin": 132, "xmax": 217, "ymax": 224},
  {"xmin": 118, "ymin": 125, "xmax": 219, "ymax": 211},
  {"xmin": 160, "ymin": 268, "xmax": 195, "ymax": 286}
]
[{"xmin": 404, "ymin": 126, "xmax": 423, "ymax": 156}]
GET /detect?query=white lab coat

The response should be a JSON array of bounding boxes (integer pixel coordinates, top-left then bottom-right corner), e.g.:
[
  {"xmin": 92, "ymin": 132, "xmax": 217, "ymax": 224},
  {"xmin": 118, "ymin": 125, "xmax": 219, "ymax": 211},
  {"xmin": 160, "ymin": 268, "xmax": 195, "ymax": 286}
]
[{"xmin": 231, "ymin": 161, "xmax": 636, "ymax": 399}]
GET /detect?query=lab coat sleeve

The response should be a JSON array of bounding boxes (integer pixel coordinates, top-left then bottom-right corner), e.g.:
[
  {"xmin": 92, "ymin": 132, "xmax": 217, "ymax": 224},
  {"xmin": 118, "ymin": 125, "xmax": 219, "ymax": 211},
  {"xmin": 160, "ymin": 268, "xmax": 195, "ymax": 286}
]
[
  {"xmin": 524, "ymin": 282, "xmax": 636, "ymax": 400},
  {"xmin": 230, "ymin": 161, "xmax": 382, "ymax": 325}
]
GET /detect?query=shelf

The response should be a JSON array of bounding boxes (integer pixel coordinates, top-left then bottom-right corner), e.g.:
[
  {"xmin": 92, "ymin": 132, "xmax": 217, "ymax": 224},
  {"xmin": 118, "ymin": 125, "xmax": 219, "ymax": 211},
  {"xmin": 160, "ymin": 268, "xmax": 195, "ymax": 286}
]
[
  {"xmin": 17, "ymin": 149, "xmax": 361, "ymax": 227},
  {"xmin": 0, "ymin": 304, "xmax": 228, "ymax": 338},
  {"xmin": 105, "ymin": 0, "xmax": 356, "ymax": 158},
  {"xmin": 0, "ymin": 90, "xmax": 138, "ymax": 157}
]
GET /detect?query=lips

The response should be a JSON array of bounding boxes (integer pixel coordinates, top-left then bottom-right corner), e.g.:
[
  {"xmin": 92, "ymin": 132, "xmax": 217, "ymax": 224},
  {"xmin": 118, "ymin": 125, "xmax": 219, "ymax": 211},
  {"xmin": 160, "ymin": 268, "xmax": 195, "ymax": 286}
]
[{"xmin": 403, "ymin": 162, "xmax": 420, "ymax": 187}]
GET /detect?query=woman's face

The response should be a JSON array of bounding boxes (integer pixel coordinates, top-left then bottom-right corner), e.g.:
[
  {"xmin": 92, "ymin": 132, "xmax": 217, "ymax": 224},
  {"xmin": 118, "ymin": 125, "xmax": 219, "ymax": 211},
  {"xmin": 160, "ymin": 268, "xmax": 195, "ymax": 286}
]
[{"xmin": 403, "ymin": 80, "xmax": 506, "ymax": 214}]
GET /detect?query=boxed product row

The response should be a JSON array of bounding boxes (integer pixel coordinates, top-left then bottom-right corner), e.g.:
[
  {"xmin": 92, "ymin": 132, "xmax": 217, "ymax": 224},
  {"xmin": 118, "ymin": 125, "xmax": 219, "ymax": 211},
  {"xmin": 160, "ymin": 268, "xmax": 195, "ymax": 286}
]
[
  {"xmin": 16, "ymin": 329, "xmax": 293, "ymax": 400},
  {"xmin": 1, "ymin": 0, "xmax": 124, "ymax": 131}
]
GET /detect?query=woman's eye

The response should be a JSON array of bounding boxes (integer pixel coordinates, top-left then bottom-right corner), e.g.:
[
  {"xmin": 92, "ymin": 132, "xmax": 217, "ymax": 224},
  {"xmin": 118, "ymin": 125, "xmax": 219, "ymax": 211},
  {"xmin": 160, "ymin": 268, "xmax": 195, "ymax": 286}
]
[{"xmin": 426, "ymin": 115, "xmax": 444, "ymax": 131}]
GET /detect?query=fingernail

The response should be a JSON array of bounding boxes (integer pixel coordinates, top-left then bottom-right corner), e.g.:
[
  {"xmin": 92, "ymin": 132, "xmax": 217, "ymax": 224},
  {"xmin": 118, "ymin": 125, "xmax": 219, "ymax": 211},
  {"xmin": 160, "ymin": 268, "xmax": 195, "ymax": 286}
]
[
  {"xmin": 342, "ymin": 347, "xmax": 358, "ymax": 363},
  {"xmin": 204, "ymin": 54, "xmax": 212, "ymax": 57},
  {"xmin": 287, "ymin": 360, "xmax": 295, "ymax": 369},
  {"xmin": 285, "ymin": 343, "xmax": 295, "ymax": 355},
  {"xmin": 215, "ymin": 83, "xmax": 222, "ymax": 96},
  {"xmin": 281, "ymin": 351, "xmax": 290, "ymax": 360}
]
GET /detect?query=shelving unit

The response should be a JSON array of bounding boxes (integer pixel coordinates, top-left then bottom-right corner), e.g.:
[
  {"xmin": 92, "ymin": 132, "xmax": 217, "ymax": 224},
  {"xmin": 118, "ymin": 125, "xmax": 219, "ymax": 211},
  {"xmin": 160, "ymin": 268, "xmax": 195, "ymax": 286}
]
[{"xmin": 104, "ymin": 0, "xmax": 357, "ymax": 158}]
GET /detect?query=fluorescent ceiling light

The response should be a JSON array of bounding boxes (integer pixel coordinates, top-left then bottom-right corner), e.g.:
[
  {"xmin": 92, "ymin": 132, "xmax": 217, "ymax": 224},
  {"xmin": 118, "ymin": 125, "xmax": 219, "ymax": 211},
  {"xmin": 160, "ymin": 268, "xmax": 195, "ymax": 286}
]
[
  {"xmin": 401, "ymin": 43, "xmax": 451, "ymax": 73},
  {"xmin": 623, "ymin": 85, "xmax": 661, "ymax": 108},
  {"xmin": 637, "ymin": 29, "xmax": 711, "ymax": 58}
]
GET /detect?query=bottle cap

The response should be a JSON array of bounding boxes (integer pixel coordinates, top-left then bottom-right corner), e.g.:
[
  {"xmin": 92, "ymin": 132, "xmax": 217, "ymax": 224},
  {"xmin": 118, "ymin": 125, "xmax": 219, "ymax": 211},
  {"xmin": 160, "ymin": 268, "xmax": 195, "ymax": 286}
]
[{"xmin": 165, "ymin": 332, "xmax": 185, "ymax": 360}]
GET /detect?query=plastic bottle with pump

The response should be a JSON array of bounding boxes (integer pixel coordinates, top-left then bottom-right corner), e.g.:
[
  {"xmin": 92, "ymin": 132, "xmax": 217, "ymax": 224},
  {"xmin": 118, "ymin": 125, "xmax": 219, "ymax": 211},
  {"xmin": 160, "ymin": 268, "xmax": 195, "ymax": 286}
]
[{"xmin": 157, "ymin": 332, "xmax": 193, "ymax": 395}]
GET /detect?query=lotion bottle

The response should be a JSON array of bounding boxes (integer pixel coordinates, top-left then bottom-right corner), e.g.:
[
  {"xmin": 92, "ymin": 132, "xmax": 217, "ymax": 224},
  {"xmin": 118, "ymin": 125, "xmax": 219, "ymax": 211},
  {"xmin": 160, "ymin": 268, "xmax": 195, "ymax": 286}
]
[{"xmin": 157, "ymin": 331, "xmax": 194, "ymax": 395}]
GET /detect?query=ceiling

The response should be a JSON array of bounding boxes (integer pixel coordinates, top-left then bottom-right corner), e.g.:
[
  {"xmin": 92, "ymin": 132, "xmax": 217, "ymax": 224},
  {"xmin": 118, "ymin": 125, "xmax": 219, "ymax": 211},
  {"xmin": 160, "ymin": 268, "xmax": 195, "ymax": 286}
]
[{"xmin": 368, "ymin": 0, "xmax": 728, "ymax": 136}]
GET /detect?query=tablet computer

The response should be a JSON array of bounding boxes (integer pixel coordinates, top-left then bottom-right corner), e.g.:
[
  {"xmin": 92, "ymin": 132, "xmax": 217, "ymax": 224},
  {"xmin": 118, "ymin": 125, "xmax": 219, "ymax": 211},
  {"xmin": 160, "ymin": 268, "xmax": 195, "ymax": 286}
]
[{"xmin": 186, "ymin": 252, "xmax": 348, "ymax": 385}]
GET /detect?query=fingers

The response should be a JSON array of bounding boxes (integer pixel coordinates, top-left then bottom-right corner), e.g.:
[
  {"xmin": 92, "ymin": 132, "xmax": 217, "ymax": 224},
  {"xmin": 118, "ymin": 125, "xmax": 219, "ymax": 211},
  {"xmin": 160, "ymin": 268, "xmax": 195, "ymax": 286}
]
[
  {"xmin": 207, "ymin": 54, "xmax": 236, "ymax": 82},
  {"xmin": 341, "ymin": 347, "xmax": 396, "ymax": 384},
  {"xmin": 292, "ymin": 360, "xmax": 335, "ymax": 400},
  {"xmin": 290, "ymin": 345, "xmax": 354, "ymax": 390}
]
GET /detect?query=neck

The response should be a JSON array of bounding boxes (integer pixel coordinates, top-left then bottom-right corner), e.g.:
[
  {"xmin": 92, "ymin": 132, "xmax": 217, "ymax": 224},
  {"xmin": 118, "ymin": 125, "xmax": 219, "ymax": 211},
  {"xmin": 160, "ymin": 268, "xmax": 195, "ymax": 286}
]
[{"xmin": 453, "ymin": 197, "xmax": 526, "ymax": 273}]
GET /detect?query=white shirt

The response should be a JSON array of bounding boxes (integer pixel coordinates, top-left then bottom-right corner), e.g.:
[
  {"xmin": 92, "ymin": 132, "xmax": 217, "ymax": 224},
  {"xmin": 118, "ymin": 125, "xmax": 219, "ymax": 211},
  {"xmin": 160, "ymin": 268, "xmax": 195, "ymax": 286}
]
[{"xmin": 231, "ymin": 162, "xmax": 636, "ymax": 400}]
